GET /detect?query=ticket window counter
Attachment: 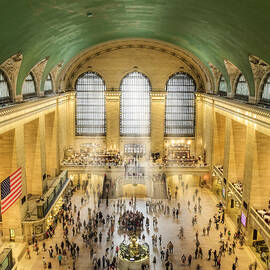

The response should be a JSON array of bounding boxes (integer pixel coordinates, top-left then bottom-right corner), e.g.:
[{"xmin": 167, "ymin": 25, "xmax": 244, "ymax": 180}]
[{"xmin": 46, "ymin": 197, "xmax": 63, "ymax": 231}]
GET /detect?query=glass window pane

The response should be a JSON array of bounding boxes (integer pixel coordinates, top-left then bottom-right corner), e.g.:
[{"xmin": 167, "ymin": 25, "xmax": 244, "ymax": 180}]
[
  {"xmin": 22, "ymin": 73, "xmax": 36, "ymax": 96},
  {"xmin": 0, "ymin": 71, "xmax": 10, "ymax": 99},
  {"xmin": 165, "ymin": 73, "xmax": 196, "ymax": 137},
  {"xmin": 120, "ymin": 72, "xmax": 151, "ymax": 136},
  {"xmin": 75, "ymin": 72, "xmax": 106, "ymax": 136},
  {"xmin": 219, "ymin": 75, "xmax": 227, "ymax": 92},
  {"xmin": 44, "ymin": 74, "xmax": 53, "ymax": 93},
  {"xmin": 262, "ymin": 75, "xmax": 270, "ymax": 102},
  {"xmin": 236, "ymin": 74, "xmax": 249, "ymax": 97}
]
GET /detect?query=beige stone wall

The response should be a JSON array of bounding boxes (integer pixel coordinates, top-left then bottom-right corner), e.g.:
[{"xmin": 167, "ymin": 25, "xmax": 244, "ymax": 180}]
[
  {"xmin": 68, "ymin": 46, "xmax": 199, "ymax": 90},
  {"xmin": 62, "ymin": 39, "xmax": 212, "ymax": 92}
]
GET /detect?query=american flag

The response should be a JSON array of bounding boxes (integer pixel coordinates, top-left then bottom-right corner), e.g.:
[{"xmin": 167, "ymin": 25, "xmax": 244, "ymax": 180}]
[{"xmin": 1, "ymin": 168, "xmax": 22, "ymax": 214}]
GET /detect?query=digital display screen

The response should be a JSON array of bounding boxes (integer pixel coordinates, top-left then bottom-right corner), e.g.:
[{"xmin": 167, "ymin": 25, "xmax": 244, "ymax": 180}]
[{"xmin": 241, "ymin": 212, "xmax": 247, "ymax": 227}]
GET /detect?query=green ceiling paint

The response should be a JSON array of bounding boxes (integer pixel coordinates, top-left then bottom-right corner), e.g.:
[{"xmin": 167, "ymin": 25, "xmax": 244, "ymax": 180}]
[{"xmin": 1, "ymin": 0, "xmax": 269, "ymax": 96}]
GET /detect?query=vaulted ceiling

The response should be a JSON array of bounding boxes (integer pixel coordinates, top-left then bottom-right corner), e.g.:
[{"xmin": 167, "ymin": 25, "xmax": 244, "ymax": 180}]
[{"xmin": 1, "ymin": 0, "xmax": 270, "ymax": 95}]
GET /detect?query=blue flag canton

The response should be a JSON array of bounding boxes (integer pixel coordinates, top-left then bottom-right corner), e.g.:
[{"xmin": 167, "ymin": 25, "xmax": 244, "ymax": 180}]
[{"xmin": 1, "ymin": 177, "xmax": 10, "ymax": 200}]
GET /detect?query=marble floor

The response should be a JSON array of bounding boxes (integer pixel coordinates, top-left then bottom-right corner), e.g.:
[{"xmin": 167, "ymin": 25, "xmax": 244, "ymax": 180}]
[{"xmin": 17, "ymin": 185, "xmax": 265, "ymax": 270}]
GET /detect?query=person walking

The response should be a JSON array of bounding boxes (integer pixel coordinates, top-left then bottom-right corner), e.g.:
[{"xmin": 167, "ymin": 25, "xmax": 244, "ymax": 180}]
[
  {"xmin": 58, "ymin": 254, "xmax": 62, "ymax": 265},
  {"xmin": 153, "ymin": 256, "xmax": 156, "ymax": 268},
  {"xmin": 26, "ymin": 247, "xmax": 31, "ymax": 259},
  {"xmin": 188, "ymin": 254, "xmax": 192, "ymax": 267},
  {"xmin": 208, "ymin": 248, "xmax": 212, "ymax": 260}
]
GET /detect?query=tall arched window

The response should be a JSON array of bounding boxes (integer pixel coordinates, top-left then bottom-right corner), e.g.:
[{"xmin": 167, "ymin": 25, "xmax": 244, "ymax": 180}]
[
  {"xmin": 218, "ymin": 75, "xmax": 227, "ymax": 95},
  {"xmin": 0, "ymin": 70, "xmax": 10, "ymax": 101},
  {"xmin": 120, "ymin": 72, "xmax": 151, "ymax": 136},
  {"xmin": 44, "ymin": 74, "xmax": 53, "ymax": 94},
  {"xmin": 165, "ymin": 73, "xmax": 196, "ymax": 136},
  {"xmin": 22, "ymin": 72, "xmax": 36, "ymax": 97},
  {"xmin": 261, "ymin": 74, "xmax": 270, "ymax": 103},
  {"xmin": 75, "ymin": 72, "xmax": 106, "ymax": 135},
  {"xmin": 235, "ymin": 74, "xmax": 249, "ymax": 99}
]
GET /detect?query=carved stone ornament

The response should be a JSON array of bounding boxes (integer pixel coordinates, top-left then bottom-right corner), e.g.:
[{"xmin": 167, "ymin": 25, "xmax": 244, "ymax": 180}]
[
  {"xmin": 50, "ymin": 62, "xmax": 63, "ymax": 91},
  {"xmin": 224, "ymin": 59, "xmax": 240, "ymax": 86},
  {"xmin": 209, "ymin": 63, "xmax": 221, "ymax": 81},
  {"xmin": 32, "ymin": 58, "xmax": 48, "ymax": 92},
  {"xmin": 0, "ymin": 53, "xmax": 23, "ymax": 96},
  {"xmin": 249, "ymin": 55, "xmax": 268, "ymax": 82}
]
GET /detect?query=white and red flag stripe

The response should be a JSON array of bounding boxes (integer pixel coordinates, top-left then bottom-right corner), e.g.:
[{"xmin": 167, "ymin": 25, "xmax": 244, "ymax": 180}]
[{"xmin": 1, "ymin": 168, "xmax": 22, "ymax": 214}]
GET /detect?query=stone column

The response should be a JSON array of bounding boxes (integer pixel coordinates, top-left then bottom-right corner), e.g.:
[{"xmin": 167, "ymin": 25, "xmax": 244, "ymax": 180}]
[
  {"xmin": 105, "ymin": 91, "xmax": 120, "ymax": 151},
  {"xmin": 195, "ymin": 94, "xmax": 204, "ymax": 157},
  {"xmin": 203, "ymin": 100, "xmax": 214, "ymax": 166},
  {"xmin": 150, "ymin": 91, "xmax": 166, "ymax": 156},
  {"xmin": 24, "ymin": 119, "xmax": 44, "ymax": 195},
  {"xmin": 241, "ymin": 126, "xmax": 256, "ymax": 243},
  {"xmin": 39, "ymin": 114, "xmax": 47, "ymax": 193}
]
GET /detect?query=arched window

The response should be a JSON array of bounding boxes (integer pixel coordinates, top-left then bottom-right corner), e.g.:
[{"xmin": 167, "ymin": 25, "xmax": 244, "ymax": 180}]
[
  {"xmin": 44, "ymin": 74, "xmax": 53, "ymax": 94},
  {"xmin": 0, "ymin": 70, "xmax": 10, "ymax": 101},
  {"xmin": 235, "ymin": 74, "xmax": 249, "ymax": 99},
  {"xmin": 261, "ymin": 74, "xmax": 270, "ymax": 103},
  {"xmin": 22, "ymin": 72, "xmax": 36, "ymax": 97},
  {"xmin": 165, "ymin": 73, "xmax": 196, "ymax": 136},
  {"xmin": 75, "ymin": 72, "xmax": 106, "ymax": 135},
  {"xmin": 120, "ymin": 72, "xmax": 151, "ymax": 136},
  {"xmin": 218, "ymin": 75, "xmax": 227, "ymax": 94}
]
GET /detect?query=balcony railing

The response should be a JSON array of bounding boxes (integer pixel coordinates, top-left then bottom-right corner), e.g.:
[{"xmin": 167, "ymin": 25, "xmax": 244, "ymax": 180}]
[
  {"xmin": 250, "ymin": 207, "xmax": 270, "ymax": 237},
  {"xmin": 213, "ymin": 165, "xmax": 224, "ymax": 180},
  {"xmin": 228, "ymin": 181, "xmax": 243, "ymax": 203}
]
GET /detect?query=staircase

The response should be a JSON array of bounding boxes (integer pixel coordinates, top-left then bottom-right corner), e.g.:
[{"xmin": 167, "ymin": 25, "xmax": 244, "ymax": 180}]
[{"xmin": 152, "ymin": 173, "xmax": 168, "ymax": 199}]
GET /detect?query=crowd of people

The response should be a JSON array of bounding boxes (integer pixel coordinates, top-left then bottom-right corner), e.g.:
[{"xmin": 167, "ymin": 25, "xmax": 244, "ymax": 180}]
[
  {"xmin": 118, "ymin": 209, "xmax": 144, "ymax": 232},
  {"xmin": 22, "ymin": 175, "xmax": 262, "ymax": 270}
]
